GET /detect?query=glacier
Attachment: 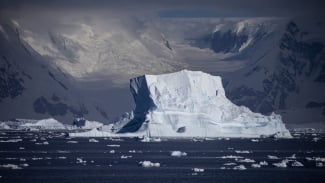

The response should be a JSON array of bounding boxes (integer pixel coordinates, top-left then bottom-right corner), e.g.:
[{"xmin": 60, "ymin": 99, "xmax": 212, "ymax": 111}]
[{"xmin": 70, "ymin": 70, "xmax": 291, "ymax": 138}]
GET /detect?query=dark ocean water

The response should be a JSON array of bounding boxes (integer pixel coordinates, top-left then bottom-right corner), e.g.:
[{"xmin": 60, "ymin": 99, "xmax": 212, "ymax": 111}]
[{"xmin": 0, "ymin": 131, "xmax": 324, "ymax": 183}]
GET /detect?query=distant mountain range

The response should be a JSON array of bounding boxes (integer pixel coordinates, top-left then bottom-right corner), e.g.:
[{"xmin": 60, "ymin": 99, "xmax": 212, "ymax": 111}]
[{"xmin": 0, "ymin": 17, "xmax": 324, "ymax": 127}]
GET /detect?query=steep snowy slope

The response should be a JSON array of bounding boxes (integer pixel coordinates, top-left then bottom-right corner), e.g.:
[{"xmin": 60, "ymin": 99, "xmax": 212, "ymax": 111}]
[
  {"xmin": 20, "ymin": 20, "xmax": 183, "ymax": 85},
  {"xmin": 111, "ymin": 70, "xmax": 290, "ymax": 138},
  {"xmin": 222, "ymin": 19, "xmax": 325, "ymax": 125},
  {"xmin": 0, "ymin": 20, "xmax": 113, "ymax": 123}
]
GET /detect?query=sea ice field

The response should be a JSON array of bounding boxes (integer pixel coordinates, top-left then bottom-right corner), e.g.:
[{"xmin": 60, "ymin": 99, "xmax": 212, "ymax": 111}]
[{"xmin": 0, "ymin": 130, "xmax": 324, "ymax": 183}]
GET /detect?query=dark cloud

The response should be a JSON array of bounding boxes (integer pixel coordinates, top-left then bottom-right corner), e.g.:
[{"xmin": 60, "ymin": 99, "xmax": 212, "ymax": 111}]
[{"xmin": 1, "ymin": 0, "xmax": 325, "ymax": 18}]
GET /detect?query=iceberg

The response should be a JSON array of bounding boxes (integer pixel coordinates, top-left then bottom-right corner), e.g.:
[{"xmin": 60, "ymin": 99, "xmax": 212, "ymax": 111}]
[
  {"xmin": 70, "ymin": 70, "xmax": 291, "ymax": 138},
  {"xmin": 20, "ymin": 118, "xmax": 66, "ymax": 130}
]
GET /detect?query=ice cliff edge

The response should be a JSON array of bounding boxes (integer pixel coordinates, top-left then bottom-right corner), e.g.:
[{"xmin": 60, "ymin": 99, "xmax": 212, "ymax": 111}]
[{"xmin": 115, "ymin": 70, "xmax": 291, "ymax": 138}]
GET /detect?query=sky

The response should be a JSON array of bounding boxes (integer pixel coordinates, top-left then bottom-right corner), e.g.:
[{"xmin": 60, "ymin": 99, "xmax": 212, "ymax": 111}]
[{"xmin": 1, "ymin": 0, "xmax": 325, "ymax": 19}]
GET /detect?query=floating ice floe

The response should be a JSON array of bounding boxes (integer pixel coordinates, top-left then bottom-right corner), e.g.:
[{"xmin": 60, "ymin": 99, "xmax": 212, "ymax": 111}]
[
  {"xmin": 273, "ymin": 160, "xmax": 289, "ymax": 168},
  {"xmin": 67, "ymin": 141, "xmax": 78, "ymax": 144},
  {"xmin": 32, "ymin": 157, "xmax": 43, "ymax": 160},
  {"xmin": 259, "ymin": 161, "xmax": 268, "ymax": 166},
  {"xmin": 251, "ymin": 164, "xmax": 261, "ymax": 168},
  {"xmin": 236, "ymin": 158, "xmax": 255, "ymax": 163},
  {"xmin": 20, "ymin": 163, "xmax": 29, "ymax": 167},
  {"xmin": 267, "ymin": 155, "xmax": 279, "ymax": 159},
  {"xmin": 291, "ymin": 161, "xmax": 304, "ymax": 167},
  {"xmin": 139, "ymin": 161, "xmax": 160, "ymax": 168},
  {"xmin": 221, "ymin": 155, "xmax": 243, "ymax": 159},
  {"xmin": 19, "ymin": 147, "xmax": 25, "ymax": 150},
  {"xmin": 233, "ymin": 165, "xmax": 246, "ymax": 170},
  {"xmin": 251, "ymin": 139, "xmax": 259, "ymax": 142},
  {"xmin": 121, "ymin": 155, "xmax": 132, "ymax": 159},
  {"xmin": 35, "ymin": 141, "xmax": 49, "ymax": 145},
  {"xmin": 57, "ymin": 150, "xmax": 70, "ymax": 153},
  {"xmin": 58, "ymin": 157, "xmax": 67, "ymax": 159},
  {"xmin": 76, "ymin": 158, "xmax": 86, "ymax": 164},
  {"xmin": 287, "ymin": 154, "xmax": 296, "ymax": 159},
  {"xmin": 109, "ymin": 150, "xmax": 115, "ymax": 154},
  {"xmin": 106, "ymin": 144, "xmax": 120, "ymax": 147},
  {"xmin": 0, "ymin": 139, "xmax": 22, "ymax": 143},
  {"xmin": 89, "ymin": 138, "xmax": 99, "ymax": 143},
  {"xmin": 170, "ymin": 151, "xmax": 187, "ymax": 157},
  {"xmin": 312, "ymin": 137, "xmax": 320, "ymax": 142},
  {"xmin": 316, "ymin": 162, "xmax": 325, "ymax": 167},
  {"xmin": 224, "ymin": 162, "xmax": 236, "ymax": 166},
  {"xmin": 0, "ymin": 164, "xmax": 22, "ymax": 169},
  {"xmin": 235, "ymin": 150, "xmax": 251, "ymax": 154},
  {"xmin": 20, "ymin": 118, "xmax": 66, "ymax": 130},
  {"xmin": 20, "ymin": 158, "xmax": 26, "ymax": 162},
  {"xmin": 193, "ymin": 168, "xmax": 204, "ymax": 172},
  {"xmin": 306, "ymin": 157, "xmax": 325, "ymax": 162}
]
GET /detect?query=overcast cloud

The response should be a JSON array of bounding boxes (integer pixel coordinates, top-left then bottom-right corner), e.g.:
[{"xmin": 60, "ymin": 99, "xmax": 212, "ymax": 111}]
[{"xmin": 1, "ymin": 0, "xmax": 325, "ymax": 19}]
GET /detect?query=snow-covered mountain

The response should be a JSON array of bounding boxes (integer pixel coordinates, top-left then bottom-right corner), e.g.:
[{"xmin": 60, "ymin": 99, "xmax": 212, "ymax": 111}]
[
  {"xmin": 70, "ymin": 70, "xmax": 291, "ymax": 138},
  {"xmin": 0, "ymin": 16, "xmax": 324, "ymax": 127},
  {"xmin": 215, "ymin": 19, "xmax": 325, "ymax": 125},
  {"xmin": 0, "ymin": 20, "xmax": 116, "ymax": 123}
]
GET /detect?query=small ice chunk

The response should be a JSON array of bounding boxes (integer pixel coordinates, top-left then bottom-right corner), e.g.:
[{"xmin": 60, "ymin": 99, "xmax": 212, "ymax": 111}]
[
  {"xmin": 0, "ymin": 139, "xmax": 22, "ymax": 143},
  {"xmin": 193, "ymin": 168, "xmax": 204, "ymax": 172},
  {"xmin": 259, "ymin": 161, "xmax": 268, "ymax": 166},
  {"xmin": 251, "ymin": 139, "xmax": 259, "ymax": 142},
  {"xmin": 89, "ymin": 138, "xmax": 99, "ymax": 143},
  {"xmin": 291, "ymin": 161, "xmax": 304, "ymax": 167},
  {"xmin": 224, "ymin": 162, "xmax": 236, "ymax": 166},
  {"xmin": 233, "ymin": 165, "xmax": 246, "ymax": 170},
  {"xmin": 0, "ymin": 164, "xmax": 22, "ymax": 169},
  {"xmin": 139, "ymin": 161, "xmax": 160, "ymax": 168},
  {"xmin": 235, "ymin": 150, "xmax": 251, "ymax": 154},
  {"xmin": 273, "ymin": 160, "xmax": 288, "ymax": 168},
  {"xmin": 287, "ymin": 154, "xmax": 296, "ymax": 159},
  {"xmin": 67, "ymin": 141, "xmax": 78, "ymax": 144},
  {"xmin": 58, "ymin": 157, "xmax": 67, "ymax": 159},
  {"xmin": 107, "ymin": 144, "xmax": 120, "ymax": 147},
  {"xmin": 121, "ymin": 155, "xmax": 132, "ymax": 159},
  {"xmin": 236, "ymin": 158, "xmax": 255, "ymax": 163},
  {"xmin": 251, "ymin": 164, "xmax": 261, "ymax": 168},
  {"xmin": 76, "ymin": 158, "xmax": 86, "ymax": 164},
  {"xmin": 19, "ymin": 147, "xmax": 25, "ymax": 150},
  {"xmin": 221, "ymin": 155, "xmax": 243, "ymax": 159},
  {"xmin": 109, "ymin": 150, "xmax": 115, "ymax": 154},
  {"xmin": 20, "ymin": 158, "xmax": 26, "ymax": 162},
  {"xmin": 267, "ymin": 155, "xmax": 279, "ymax": 159},
  {"xmin": 20, "ymin": 163, "xmax": 29, "ymax": 167},
  {"xmin": 171, "ymin": 151, "xmax": 187, "ymax": 157},
  {"xmin": 32, "ymin": 157, "xmax": 43, "ymax": 160},
  {"xmin": 316, "ymin": 162, "xmax": 324, "ymax": 167}
]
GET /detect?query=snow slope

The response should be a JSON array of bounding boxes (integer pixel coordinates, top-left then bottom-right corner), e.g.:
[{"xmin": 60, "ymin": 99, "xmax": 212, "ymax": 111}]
[{"xmin": 71, "ymin": 70, "xmax": 291, "ymax": 138}]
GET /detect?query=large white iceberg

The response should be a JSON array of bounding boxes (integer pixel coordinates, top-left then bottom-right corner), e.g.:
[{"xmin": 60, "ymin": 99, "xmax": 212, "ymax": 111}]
[{"xmin": 71, "ymin": 70, "xmax": 291, "ymax": 138}]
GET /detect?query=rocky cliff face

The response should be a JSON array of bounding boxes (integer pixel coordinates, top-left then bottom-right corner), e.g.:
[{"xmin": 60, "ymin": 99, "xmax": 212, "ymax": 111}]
[{"xmin": 224, "ymin": 20, "xmax": 325, "ymax": 124}]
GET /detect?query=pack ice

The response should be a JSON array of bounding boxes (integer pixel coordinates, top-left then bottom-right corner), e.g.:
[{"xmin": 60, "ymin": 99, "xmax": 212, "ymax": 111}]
[{"xmin": 71, "ymin": 70, "xmax": 291, "ymax": 138}]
